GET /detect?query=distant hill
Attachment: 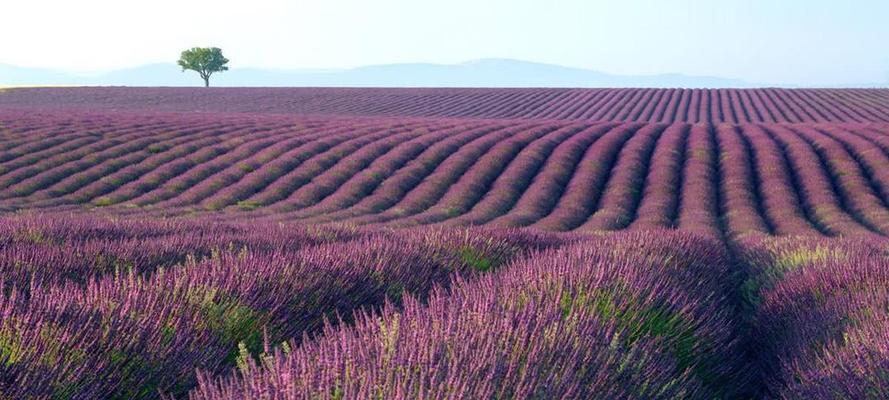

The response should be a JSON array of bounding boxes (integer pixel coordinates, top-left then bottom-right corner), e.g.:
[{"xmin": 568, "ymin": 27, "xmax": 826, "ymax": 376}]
[{"xmin": 2, "ymin": 58, "xmax": 761, "ymax": 88}]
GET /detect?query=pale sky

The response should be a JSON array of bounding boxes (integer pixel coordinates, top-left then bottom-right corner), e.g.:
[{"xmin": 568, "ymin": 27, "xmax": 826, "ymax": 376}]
[{"xmin": 2, "ymin": 0, "xmax": 888, "ymax": 85}]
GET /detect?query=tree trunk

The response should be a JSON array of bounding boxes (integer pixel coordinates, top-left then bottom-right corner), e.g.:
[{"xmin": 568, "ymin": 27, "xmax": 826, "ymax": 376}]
[{"xmin": 203, "ymin": 76, "xmax": 210, "ymax": 87}]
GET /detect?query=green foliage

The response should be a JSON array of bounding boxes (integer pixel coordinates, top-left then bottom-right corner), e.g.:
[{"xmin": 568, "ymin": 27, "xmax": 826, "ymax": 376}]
[
  {"xmin": 93, "ymin": 253, "xmax": 135, "ymax": 275},
  {"xmin": 236, "ymin": 200, "xmax": 261, "ymax": 211},
  {"xmin": 177, "ymin": 47, "xmax": 229, "ymax": 87},
  {"xmin": 558, "ymin": 286, "xmax": 728, "ymax": 392},
  {"xmin": 742, "ymin": 246, "xmax": 847, "ymax": 309},
  {"xmin": 0, "ymin": 327, "xmax": 24, "ymax": 367},
  {"xmin": 237, "ymin": 163, "xmax": 256, "ymax": 173},
  {"xmin": 458, "ymin": 246, "xmax": 496, "ymax": 272},
  {"xmin": 102, "ymin": 349, "xmax": 164, "ymax": 400},
  {"xmin": 146, "ymin": 144, "xmax": 169, "ymax": 154},
  {"xmin": 189, "ymin": 287, "xmax": 267, "ymax": 363},
  {"xmin": 15, "ymin": 228, "xmax": 47, "ymax": 244},
  {"xmin": 235, "ymin": 342, "xmax": 252, "ymax": 375},
  {"xmin": 235, "ymin": 339, "xmax": 291, "ymax": 376},
  {"xmin": 93, "ymin": 197, "xmax": 114, "ymax": 207}
]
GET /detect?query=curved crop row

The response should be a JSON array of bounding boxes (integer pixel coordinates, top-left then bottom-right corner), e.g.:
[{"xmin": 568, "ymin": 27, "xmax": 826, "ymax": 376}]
[
  {"xmin": 857, "ymin": 125, "xmax": 889, "ymax": 153},
  {"xmin": 628, "ymin": 123, "xmax": 689, "ymax": 229},
  {"xmin": 210, "ymin": 121, "xmax": 431, "ymax": 213},
  {"xmin": 443, "ymin": 123, "xmax": 588, "ymax": 226},
  {"xmin": 200, "ymin": 122, "xmax": 403, "ymax": 211},
  {"xmin": 578, "ymin": 123, "xmax": 666, "ymax": 231},
  {"xmin": 60, "ymin": 122, "xmax": 259, "ymax": 206},
  {"xmin": 532, "ymin": 123, "xmax": 642, "ymax": 231},
  {"xmin": 0, "ymin": 123, "xmax": 180, "ymax": 200},
  {"xmin": 484, "ymin": 123, "xmax": 615, "ymax": 227},
  {"xmin": 267, "ymin": 122, "xmax": 441, "ymax": 213},
  {"xmin": 790, "ymin": 125, "xmax": 889, "ymax": 234},
  {"xmin": 128, "ymin": 126, "xmax": 304, "ymax": 207},
  {"xmin": 0, "ymin": 215, "xmax": 564, "ymax": 398},
  {"xmin": 737, "ymin": 235, "xmax": 889, "ymax": 398},
  {"xmin": 676, "ymin": 124, "xmax": 722, "ymax": 238},
  {"xmin": 30, "ymin": 125, "xmax": 223, "ymax": 202},
  {"xmin": 70, "ymin": 121, "xmax": 288, "ymax": 206},
  {"xmin": 193, "ymin": 230, "xmax": 749, "ymax": 400},
  {"xmin": 0, "ymin": 219, "xmax": 886, "ymax": 399},
  {"xmin": 0, "ymin": 112, "xmax": 886, "ymax": 238},
  {"xmin": 299, "ymin": 122, "xmax": 506, "ymax": 223},
  {"xmin": 239, "ymin": 122, "xmax": 417, "ymax": 209},
  {"xmin": 763, "ymin": 125, "xmax": 878, "ymax": 236},
  {"xmin": 738, "ymin": 125, "xmax": 823, "ymax": 236},
  {"xmin": 298, "ymin": 121, "xmax": 557, "ymax": 223},
  {"xmin": 387, "ymin": 123, "xmax": 562, "ymax": 227},
  {"xmin": 154, "ymin": 127, "xmax": 336, "ymax": 209},
  {"xmin": 343, "ymin": 122, "xmax": 547, "ymax": 226},
  {"xmin": 714, "ymin": 124, "xmax": 772, "ymax": 238}
]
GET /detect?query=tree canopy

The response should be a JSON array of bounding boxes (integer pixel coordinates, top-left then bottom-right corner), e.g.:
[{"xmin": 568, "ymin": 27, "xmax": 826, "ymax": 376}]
[{"xmin": 178, "ymin": 47, "xmax": 229, "ymax": 87}]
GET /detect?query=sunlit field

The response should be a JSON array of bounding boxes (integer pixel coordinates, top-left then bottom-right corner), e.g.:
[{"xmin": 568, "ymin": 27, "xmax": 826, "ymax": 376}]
[{"xmin": 0, "ymin": 87, "xmax": 887, "ymax": 399}]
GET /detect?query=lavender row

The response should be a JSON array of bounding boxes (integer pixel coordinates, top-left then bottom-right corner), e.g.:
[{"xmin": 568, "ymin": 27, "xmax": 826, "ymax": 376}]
[
  {"xmin": 193, "ymin": 230, "xmax": 748, "ymax": 399},
  {"xmin": 737, "ymin": 124, "xmax": 822, "ymax": 236},
  {"xmin": 1, "ymin": 112, "xmax": 886, "ymax": 238},
  {"xmin": 241, "ymin": 122, "xmax": 420, "ymax": 209},
  {"xmin": 737, "ymin": 235, "xmax": 889, "ymax": 398},
  {"xmin": 389, "ymin": 124, "xmax": 561, "ymax": 227},
  {"xmin": 578, "ymin": 123, "xmax": 666, "ymax": 231},
  {"xmin": 487, "ymin": 123, "xmax": 615, "ymax": 227},
  {"xmin": 7, "ymin": 87, "xmax": 889, "ymax": 122},
  {"xmin": 444, "ymin": 123, "xmax": 588, "ymax": 226},
  {"xmin": 343, "ymin": 122, "xmax": 543, "ymax": 226},
  {"xmin": 676, "ymin": 124, "xmax": 721, "ymax": 238},
  {"xmin": 628, "ymin": 123, "xmax": 688, "ymax": 229},
  {"xmin": 200, "ymin": 120, "xmax": 396, "ymax": 211},
  {"xmin": 531, "ymin": 123, "xmax": 642, "ymax": 230},
  {"xmin": 0, "ymin": 216, "xmax": 564, "ymax": 398},
  {"xmin": 294, "ymin": 122, "xmax": 503, "ymax": 222},
  {"xmin": 267, "ymin": 122, "xmax": 438, "ymax": 212}
]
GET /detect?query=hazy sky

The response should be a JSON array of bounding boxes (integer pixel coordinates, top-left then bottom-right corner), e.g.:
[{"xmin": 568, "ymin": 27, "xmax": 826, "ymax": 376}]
[{"xmin": 3, "ymin": 0, "xmax": 888, "ymax": 85}]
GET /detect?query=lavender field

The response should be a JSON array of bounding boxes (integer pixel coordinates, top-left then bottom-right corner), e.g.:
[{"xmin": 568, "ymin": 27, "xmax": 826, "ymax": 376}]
[{"xmin": 0, "ymin": 88, "xmax": 887, "ymax": 399}]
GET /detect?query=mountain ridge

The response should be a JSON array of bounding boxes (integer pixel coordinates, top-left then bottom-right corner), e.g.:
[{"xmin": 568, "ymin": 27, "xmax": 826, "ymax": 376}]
[{"xmin": 2, "ymin": 58, "xmax": 759, "ymax": 88}]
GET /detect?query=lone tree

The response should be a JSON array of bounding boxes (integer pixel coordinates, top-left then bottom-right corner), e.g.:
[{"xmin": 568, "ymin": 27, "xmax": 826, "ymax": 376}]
[{"xmin": 178, "ymin": 47, "xmax": 229, "ymax": 87}]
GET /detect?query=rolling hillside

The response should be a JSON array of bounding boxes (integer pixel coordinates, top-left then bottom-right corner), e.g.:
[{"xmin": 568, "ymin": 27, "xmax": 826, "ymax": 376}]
[
  {"xmin": 1, "ymin": 88, "xmax": 887, "ymax": 399},
  {"xmin": 1, "ymin": 98, "xmax": 887, "ymax": 239}
]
